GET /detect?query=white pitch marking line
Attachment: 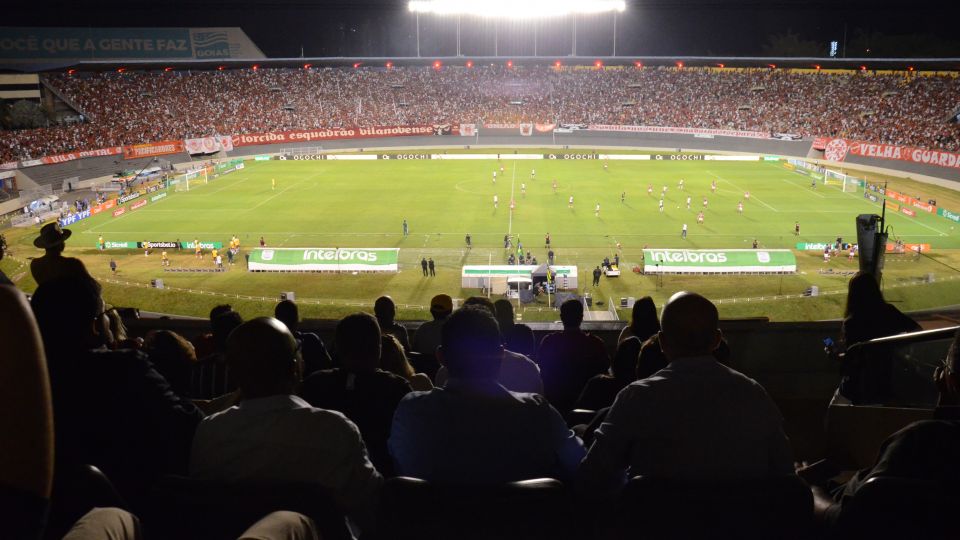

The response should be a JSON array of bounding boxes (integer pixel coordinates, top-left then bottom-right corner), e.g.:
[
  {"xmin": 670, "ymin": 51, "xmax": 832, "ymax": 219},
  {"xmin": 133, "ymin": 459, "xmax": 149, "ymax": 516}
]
[{"xmin": 708, "ymin": 170, "xmax": 779, "ymax": 212}]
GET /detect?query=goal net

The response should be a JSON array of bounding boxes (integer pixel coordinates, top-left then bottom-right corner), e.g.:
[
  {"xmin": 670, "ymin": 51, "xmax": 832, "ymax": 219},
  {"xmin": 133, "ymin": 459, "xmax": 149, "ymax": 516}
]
[
  {"xmin": 173, "ymin": 168, "xmax": 208, "ymax": 192},
  {"xmin": 824, "ymin": 169, "xmax": 864, "ymax": 193}
]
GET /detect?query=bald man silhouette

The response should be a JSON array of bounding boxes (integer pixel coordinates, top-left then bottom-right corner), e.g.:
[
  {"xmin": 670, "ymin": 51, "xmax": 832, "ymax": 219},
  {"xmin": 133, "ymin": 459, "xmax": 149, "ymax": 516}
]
[
  {"xmin": 579, "ymin": 292, "xmax": 794, "ymax": 496},
  {"xmin": 190, "ymin": 318, "xmax": 382, "ymax": 528}
]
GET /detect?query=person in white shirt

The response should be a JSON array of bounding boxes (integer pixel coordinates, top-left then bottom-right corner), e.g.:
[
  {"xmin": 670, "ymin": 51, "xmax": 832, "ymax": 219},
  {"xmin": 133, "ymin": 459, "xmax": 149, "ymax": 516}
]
[
  {"xmin": 190, "ymin": 318, "xmax": 382, "ymax": 529},
  {"xmin": 578, "ymin": 292, "xmax": 794, "ymax": 498}
]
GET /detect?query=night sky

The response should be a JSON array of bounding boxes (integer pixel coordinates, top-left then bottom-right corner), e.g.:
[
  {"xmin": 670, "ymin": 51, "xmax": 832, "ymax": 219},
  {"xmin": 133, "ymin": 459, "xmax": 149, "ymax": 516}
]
[{"xmin": 6, "ymin": 0, "xmax": 960, "ymax": 59}]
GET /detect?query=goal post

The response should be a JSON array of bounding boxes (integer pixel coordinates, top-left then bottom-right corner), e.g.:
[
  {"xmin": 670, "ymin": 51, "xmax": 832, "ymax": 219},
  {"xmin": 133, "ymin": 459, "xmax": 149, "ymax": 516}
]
[
  {"xmin": 173, "ymin": 168, "xmax": 208, "ymax": 192},
  {"xmin": 824, "ymin": 169, "xmax": 864, "ymax": 193}
]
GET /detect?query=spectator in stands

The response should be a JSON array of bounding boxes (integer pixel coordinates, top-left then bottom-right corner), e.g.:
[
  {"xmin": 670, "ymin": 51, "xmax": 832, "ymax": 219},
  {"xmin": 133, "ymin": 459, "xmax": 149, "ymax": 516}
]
[
  {"xmin": 800, "ymin": 328, "xmax": 960, "ymax": 528},
  {"xmin": 0, "ymin": 239, "xmax": 12, "ymax": 285},
  {"xmin": 144, "ymin": 329, "xmax": 197, "ymax": 399},
  {"xmin": 193, "ymin": 304, "xmax": 233, "ymax": 360},
  {"xmin": 411, "ymin": 294, "xmax": 453, "ymax": 379},
  {"xmin": 62, "ymin": 507, "xmax": 321, "ymax": 540},
  {"xmin": 578, "ymin": 291, "xmax": 794, "ymax": 497},
  {"xmin": 434, "ymin": 297, "xmax": 544, "ymax": 394},
  {"xmin": 190, "ymin": 317, "xmax": 381, "ymax": 531},
  {"xmin": 30, "ymin": 276, "xmax": 203, "ymax": 507},
  {"xmin": 0, "ymin": 285, "xmax": 53, "ymax": 540},
  {"xmin": 636, "ymin": 334, "xmax": 670, "ymax": 380},
  {"xmin": 29, "ymin": 222, "xmax": 91, "ymax": 286},
  {"xmin": 833, "ymin": 272, "xmax": 922, "ymax": 404},
  {"xmin": 104, "ymin": 305, "xmax": 142, "ymax": 350},
  {"xmin": 275, "ymin": 299, "xmax": 332, "ymax": 377},
  {"xmin": 804, "ymin": 419, "xmax": 960, "ymax": 528},
  {"xmin": 617, "ymin": 296, "xmax": 660, "ymax": 345},
  {"xmin": 575, "ymin": 336, "xmax": 643, "ymax": 411},
  {"xmin": 841, "ymin": 272, "xmax": 921, "ymax": 349},
  {"xmin": 389, "ymin": 306, "xmax": 585, "ymax": 483},
  {"xmin": 300, "ymin": 312, "xmax": 412, "ymax": 475},
  {"xmin": 374, "ymin": 296, "xmax": 411, "ymax": 352},
  {"xmin": 537, "ymin": 299, "xmax": 610, "ymax": 415},
  {"xmin": 380, "ymin": 334, "xmax": 433, "ymax": 391},
  {"xmin": 495, "ymin": 298, "xmax": 537, "ymax": 359},
  {"xmin": 195, "ymin": 309, "xmax": 243, "ymax": 399}
]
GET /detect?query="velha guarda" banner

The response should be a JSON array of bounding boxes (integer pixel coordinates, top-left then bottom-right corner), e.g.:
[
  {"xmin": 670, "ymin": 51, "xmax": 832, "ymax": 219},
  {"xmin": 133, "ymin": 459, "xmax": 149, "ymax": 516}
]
[
  {"xmin": 248, "ymin": 248, "xmax": 399, "ymax": 272},
  {"xmin": 642, "ymin": 249, "xmax": 796, "ymax": 274}
]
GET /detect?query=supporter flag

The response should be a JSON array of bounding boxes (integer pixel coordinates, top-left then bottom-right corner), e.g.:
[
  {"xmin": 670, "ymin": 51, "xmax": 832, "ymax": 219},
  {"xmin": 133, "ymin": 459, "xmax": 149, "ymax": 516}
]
[
  {"xmin": 460, "ymin": 123, "xmax": 477, "ymax": 137},
  {"xmin": 520, "ymin": 123, "xmax": 533, "ymax": 137}
]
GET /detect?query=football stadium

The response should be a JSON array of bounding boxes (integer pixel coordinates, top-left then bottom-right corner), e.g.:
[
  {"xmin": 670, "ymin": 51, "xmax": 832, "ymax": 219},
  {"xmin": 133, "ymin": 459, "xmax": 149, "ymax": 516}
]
[{"xmin": 3, "ymin": 0, "xmax": 960, "ymax": 538}]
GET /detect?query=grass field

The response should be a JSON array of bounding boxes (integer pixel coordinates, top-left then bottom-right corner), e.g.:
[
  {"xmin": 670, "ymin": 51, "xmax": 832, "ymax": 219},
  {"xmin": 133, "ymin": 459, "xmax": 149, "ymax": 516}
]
[{"xmin": 5, "ymin": 150, "xmax": 960, "ymax": 322}]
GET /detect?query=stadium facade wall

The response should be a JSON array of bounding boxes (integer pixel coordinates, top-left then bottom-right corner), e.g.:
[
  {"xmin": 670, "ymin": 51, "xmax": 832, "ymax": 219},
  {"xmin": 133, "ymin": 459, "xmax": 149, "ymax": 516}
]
[
  {"xmin": 225, "ymin": 130, "xmax": 960, "ymax": 184},
  {"xmin": 10, "ymin": 131, "xmax": 960, "ymax": 193}
]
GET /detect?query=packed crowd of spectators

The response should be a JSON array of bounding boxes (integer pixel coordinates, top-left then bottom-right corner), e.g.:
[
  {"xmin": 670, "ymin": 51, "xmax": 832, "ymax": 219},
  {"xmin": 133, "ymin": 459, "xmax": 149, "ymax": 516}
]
[{"xmin": 1, "ymin": 65, "xmax": 958, "ymax": 163}]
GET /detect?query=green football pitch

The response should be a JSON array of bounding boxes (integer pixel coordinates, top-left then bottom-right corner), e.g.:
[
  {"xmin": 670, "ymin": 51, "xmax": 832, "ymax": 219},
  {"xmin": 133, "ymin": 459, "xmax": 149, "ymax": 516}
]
[{"xmin": 6, "ymin": 151, "xmax": 960, "ymax": 321}]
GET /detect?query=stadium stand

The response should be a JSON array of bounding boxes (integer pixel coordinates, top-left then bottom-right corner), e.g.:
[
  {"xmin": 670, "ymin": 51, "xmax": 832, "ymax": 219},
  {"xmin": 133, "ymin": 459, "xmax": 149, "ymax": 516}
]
[{"xmin": 2, "ymin": 66, "xmax": 959, "ymax": 163}]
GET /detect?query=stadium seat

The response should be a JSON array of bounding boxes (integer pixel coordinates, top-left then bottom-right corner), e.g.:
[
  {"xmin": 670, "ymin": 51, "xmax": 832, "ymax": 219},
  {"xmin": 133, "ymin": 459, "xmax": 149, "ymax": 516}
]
[
  {"xmin": 45, "ymin": 463, "xmax": 127, "ymax": 540},
  {"xmin": 831, "ymin": 477, "xmax": 960, "ymax": 540},
  {"xmin": 606, "ymin": 475, "xmax": 813, "ymax": 540},
  {"xmin": 377, "ymin": 476, "xmax": 573, "ymax": 540},
  {"xmin": 142, "ymin": 475, "xmax": 351, "ymax": 540}
]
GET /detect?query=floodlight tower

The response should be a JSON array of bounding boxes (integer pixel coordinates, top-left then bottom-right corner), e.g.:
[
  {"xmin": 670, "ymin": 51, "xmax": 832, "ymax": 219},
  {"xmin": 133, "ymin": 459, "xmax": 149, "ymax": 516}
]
[{"xmin": 408, "ymin": 0, "xmax": 626, "ymax": 58}]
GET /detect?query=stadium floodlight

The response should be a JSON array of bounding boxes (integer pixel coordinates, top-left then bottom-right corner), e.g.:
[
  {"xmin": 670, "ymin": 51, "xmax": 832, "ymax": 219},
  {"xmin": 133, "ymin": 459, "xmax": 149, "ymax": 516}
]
[{"xmin": 408, "ymin": 0, "xmax": 626, "ymax": 18}]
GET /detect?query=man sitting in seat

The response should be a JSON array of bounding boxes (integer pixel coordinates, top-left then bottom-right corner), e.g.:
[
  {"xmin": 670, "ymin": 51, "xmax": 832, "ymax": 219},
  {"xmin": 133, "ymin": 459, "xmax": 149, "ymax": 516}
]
[
  {"xmin": 300, "ymin": 313, "xmax": 413, "ymax": 475},
  {"xmin": 578, "ymin": 292, "xmax": 794, "ymax": 496},
  {"xmin": 190, "ymin": 317, "xmax": 382, "ymax": 527},
  {"xmin": 389, "ymin": 306, "xmax": 585, "ymax": 484}
]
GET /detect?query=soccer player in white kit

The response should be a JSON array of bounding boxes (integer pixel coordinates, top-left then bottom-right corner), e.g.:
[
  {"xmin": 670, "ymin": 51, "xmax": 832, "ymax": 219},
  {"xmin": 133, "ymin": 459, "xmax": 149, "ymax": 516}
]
[
  {"xmin": 681, "ymin": 223, "xmax": 688, "ymax": 239},
  {"xmin": 531, "ymin": 169, "xmax": 536, "ymax": 179},
  {"xmin": 521, "ymin": 183, "xmax": 526, "ymax": 197},
  {"xmin": 745, "ymin": 190, "xmax": 751, "ymax": 201},
  {"xmin": 493, "ymin": 194, "xmax": 499, "ymax": 209},
  {"xmin": 568, "ymin": 195, "xmax": 574, "ymax": 208},
  {"xmin": 703, "ymin": 197, "xmax": 709, "ymax": 209},
  {"xmin": 659, "ymin": 198, "xmax": 664, "ymax": 212},
  {"xmin": 678, "ymin": 178, "xmax": 684, "ymax": 190},
  {"xmin": 493, "ymin": 171, "xmax": 497, "ymax": 184},
  {"xmin": 737, "ymin": 201, "xmax": 744, "ymax": 214},
  {"xmin": 595, "ymin": 203, "xmax": 600, "ymax": 217},
  {"xmin": 686, "ymin": 196, "xmax": 692, "ymax": 210}
]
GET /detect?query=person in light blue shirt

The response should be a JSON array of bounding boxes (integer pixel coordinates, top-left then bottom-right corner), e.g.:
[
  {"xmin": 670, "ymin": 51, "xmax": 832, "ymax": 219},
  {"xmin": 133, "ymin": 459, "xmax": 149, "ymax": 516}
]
[{"xmin": 389, "ymin": 306, "xmax": 584, "ymax": 484}]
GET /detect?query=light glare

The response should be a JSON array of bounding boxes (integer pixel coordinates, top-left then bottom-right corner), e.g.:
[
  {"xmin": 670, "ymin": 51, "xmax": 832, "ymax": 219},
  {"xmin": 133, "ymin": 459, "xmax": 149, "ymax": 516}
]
[{"xmin": 408, "ymin": 0, "xmax": 626, "ymax": 18}]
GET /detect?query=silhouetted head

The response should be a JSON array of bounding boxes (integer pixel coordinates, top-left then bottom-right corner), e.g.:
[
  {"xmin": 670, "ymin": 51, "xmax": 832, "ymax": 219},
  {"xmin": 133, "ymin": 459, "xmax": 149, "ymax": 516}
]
[
  {"xmin": 612, "ymin": 336, "xmax": 642, "ymax": 381},
  {"xmin": 374, "ymin": 296, "xmax": 396, "ymax": 325},
  {"xmin": 439, "ymin": 306, "xmax": 503, "ymax": 380},
  {"xmin": 493, "ymin": 299, "xmax": 515, "ymax": 334},
  {"xmin": 209, "ymin": 304, "xmax": 233, "ymax": 322},
  {"xmin": 144, "ymin": 330, "xmax": 196, "ymax": 397},
  {"xmin": 845, "ymin": 272, "xmax": 885, "ymax": 318},
  {"xmin": 429, "ymin": 294, "xmax": 453, "ymax": 321},
  {"xmin": 463, "ymin": 296, "xmax": 496, "ymax": 315},
  {"xmin": 560, "ymin": 299, "xmax": 584, "ymax": 329},
  {"xmin": 380, "ymin": 334, "xmax": 414, "ymax": 379},
  {"xmin": 274, "ymin": 299, "xmax": 300, "ymax": 333},
  {"xmin": 211, "ymin": 311, "xmax": 243, "ymax": 353},
  {"xmin": 659, "ymin": 292, "xmax": 721, "ymax": 360},
  {"xmin": 226, "ymin": 317, "xmax": 301, "ymax": 400},
  {"xmin": 336, "ymin": 312, "xmax": 382, "ymax": 373},
  {"xmin": 31, "ymin": 275, "xmax": 109, "ymax": 353},
  {"xmin": 629, "ymin": 296, "xmax": 660, "ymax": 342}
]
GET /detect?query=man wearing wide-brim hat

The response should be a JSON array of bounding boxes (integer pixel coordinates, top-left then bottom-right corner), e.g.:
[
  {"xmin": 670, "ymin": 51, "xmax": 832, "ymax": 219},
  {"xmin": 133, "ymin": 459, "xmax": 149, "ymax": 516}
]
[{"xmin": 31, "ymin": 222, "xmax": 92, "ymax": 286}]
